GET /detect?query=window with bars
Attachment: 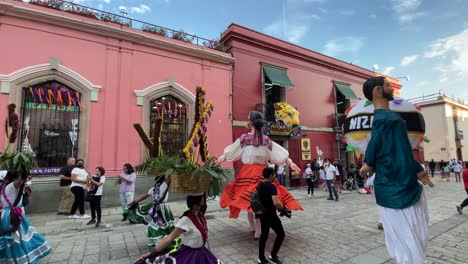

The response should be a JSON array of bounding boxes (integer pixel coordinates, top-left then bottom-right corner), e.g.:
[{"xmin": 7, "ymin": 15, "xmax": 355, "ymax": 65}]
[
  {"xmin": 150, "ymin": 95, "xmax": 188, "ymax": 157},
  {"xmin": 20, "ymin": 81, "xmax": 81, "ymax": 173}
]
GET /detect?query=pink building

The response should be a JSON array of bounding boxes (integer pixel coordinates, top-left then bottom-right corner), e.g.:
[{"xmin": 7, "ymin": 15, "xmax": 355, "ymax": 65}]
[
  {"xmin": 0, "ymin": 0, "xmax": 234, "ymax": 176},
  {"xmin": 221, "ymin": 24, "xmax": 402, "ymax": 186}
]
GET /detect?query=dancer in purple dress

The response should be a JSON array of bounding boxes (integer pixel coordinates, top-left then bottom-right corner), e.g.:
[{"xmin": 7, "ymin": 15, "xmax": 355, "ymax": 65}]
[{"xmin": 133, "ymin": 193, "xmax": 222, "ymax": 264}]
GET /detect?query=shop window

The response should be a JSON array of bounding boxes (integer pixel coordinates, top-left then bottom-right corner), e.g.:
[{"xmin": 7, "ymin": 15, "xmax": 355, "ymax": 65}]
[
  {"xmin": 150, "ymin": 95, "xmax": 188, "ymax": 157},
  {"xmin": 19, "ymin": 81, "xmax": 81, "ymax": 170}
]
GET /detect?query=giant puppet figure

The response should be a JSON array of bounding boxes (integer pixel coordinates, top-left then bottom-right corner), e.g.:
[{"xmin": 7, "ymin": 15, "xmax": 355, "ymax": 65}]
[
  {"xmin": 358, "ymin": 77, "xmax": 433, "ymax": 264},
  {"xmin": 218, "ymin": 111, "xmax": 303, "ymax": 239}
]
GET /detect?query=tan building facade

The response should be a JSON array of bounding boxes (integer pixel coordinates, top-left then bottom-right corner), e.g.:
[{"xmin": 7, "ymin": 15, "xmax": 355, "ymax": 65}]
[{"xmin": 416, "ymin": 94, "xmax": 468, "ymax": 162}]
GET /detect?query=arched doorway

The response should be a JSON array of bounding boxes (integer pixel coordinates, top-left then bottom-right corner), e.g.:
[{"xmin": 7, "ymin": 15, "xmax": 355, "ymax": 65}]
[
  {"xmin": 150, "ymin": 95, "xmax": 188, "ymax": 157},
  {"xmin": 19, "ymin": 81, "xmax": 81, "ymax": 169}
]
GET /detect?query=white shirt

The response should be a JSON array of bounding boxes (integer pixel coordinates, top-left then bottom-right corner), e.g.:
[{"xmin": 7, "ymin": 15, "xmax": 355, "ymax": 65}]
[
  {"xmin": 93, "ymin": 176, "xmax": 106, "ymax": 196},
  {"xmin": 324, "ymin": 164, "xmax": 337, "ymax": 180},
  {"xmin": 305, "ymin": 167, "xmax": 313, "ymax": 178},
  {"xmin": 319, "ymin": 169, "xmax": 325, "ymax": 180},
  {"xmin": 70, "ymin": 167, "xmax": 88, "ymax": 188},
  {"xmin": 147, "ymin": 182, "xmax": 169, "ymax": 203},
  {"xmin": 175, "ymin": 216, "xmax": 204, "ymax": 248},
  {"xmin": 0, "ymin": 182, "xmax": 22, "ymax": 208},
  {"xmin": 453, "ymin": 164, "xmax": 462, "ymax": 173},
  {"xmin": 277, "ymin": 164, "xmax": 285, "ymax": 175},
  {"xmin": 221, "ymin": 139, "xmax": 290, "ymax": 165}
]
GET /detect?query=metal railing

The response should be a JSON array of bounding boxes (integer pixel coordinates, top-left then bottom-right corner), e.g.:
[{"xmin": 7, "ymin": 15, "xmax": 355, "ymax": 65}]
[
  {"xmin": 19, "ymin": 0, "xmax": 225, "ymax": 52},
  {"xmin": 407, "ymin": 92, "xmax": 467, "ymax": 106}
]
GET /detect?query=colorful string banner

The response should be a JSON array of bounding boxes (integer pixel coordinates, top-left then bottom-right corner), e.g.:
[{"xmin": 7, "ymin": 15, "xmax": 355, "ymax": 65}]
[
  {"xmin": 152, "ymin": 100, "xmax": 188, "ymax": 119},
  {"xmin": 24, "ymin": 85, "xmax": 83, "ymax": 110}
]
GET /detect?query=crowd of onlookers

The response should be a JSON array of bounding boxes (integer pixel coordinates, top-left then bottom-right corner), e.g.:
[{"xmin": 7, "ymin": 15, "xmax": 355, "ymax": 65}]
[{"xmin": 423, "ymin": 159, "xmax": 465, "ymax": 182}]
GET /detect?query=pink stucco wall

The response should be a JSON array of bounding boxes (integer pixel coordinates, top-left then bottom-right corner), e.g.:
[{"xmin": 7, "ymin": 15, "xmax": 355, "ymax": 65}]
[{"xmin": 0, "ymin": 1, "xmax": 233, "ymax": 174}]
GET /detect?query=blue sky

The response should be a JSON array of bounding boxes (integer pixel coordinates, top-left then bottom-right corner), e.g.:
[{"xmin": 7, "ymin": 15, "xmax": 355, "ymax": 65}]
[{"xmin": 75, "ymin": 0, "xmax": 468, "ymax": 101}]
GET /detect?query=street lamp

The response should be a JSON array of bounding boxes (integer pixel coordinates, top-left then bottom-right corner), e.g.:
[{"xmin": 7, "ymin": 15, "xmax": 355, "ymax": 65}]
[{"xmin": 395, "ymin": 75, "xmax": 410, "ymax": 81}]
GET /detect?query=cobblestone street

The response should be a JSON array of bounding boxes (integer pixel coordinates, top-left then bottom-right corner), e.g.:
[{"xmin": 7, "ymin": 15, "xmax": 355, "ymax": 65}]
[{"xmin": 31, "ymin": 177, "xmax": 468, "ymax": 264}]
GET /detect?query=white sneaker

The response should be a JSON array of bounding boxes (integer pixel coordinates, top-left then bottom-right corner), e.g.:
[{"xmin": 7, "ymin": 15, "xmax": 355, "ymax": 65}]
[
  {"xmin": 207, "ymin": 196, "xmax": 214, "ymax": 200},
  {"xmin": 308, "ymin": 194, "xmax": 312, "ymax": 198},
  {"xmin": 80, "ymin": 214, "xmax": 91, "ymax": 219},
  {"xmin": 68, "ymin": 215, "xmax": 80, "ymax": 219},
  {"xmin": 214, "ymin": 195, "xmax": 220, "ymax": 201}
]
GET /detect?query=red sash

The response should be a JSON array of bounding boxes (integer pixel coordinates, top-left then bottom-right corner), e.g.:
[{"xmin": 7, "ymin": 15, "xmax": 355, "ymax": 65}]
[{"xmin": 186, "ymin": 212, "xmax": 208, "ymax": 245}]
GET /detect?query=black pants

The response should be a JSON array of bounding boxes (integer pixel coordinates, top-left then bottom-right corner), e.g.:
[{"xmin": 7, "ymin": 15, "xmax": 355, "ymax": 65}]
[
  {"xmin": 461, "ymin": 189, "xmax": 468, "ymax": 208},
  {"xmin": 430, "ymin": 168, "xmax": 435, "ymax": 177},
  {"xmin": 258, "ymin": 213, "xmax": 285, "ymax": 260},
  {"xmin": 306, "ymin": 178, "xmax": 314, "ymax": 195},
  {"xmin": 90, "ymin": 195, "xmax": 102, "ymax": 221},
  {"xmin": 70, "ymin": 186, "xmax": 85, "ymax": 215},
  {"xmin": 326, "ymin": 180, "xmax": 338, "ymax": 199}
]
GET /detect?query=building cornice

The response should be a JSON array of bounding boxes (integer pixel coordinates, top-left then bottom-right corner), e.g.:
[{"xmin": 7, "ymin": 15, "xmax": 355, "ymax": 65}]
[
  {"xmin": 221, "ymin": 24, "xmax": 375, "ymax": 80},
  {"xmin": 0, "ymin": 1, "xmax": 234, "ymax": 65}
]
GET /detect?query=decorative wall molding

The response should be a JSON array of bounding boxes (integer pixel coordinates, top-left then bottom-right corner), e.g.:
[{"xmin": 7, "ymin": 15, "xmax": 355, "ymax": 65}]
[{"xmin": 0, "ymin": 63, "xmax": 102, "ymax": 93}]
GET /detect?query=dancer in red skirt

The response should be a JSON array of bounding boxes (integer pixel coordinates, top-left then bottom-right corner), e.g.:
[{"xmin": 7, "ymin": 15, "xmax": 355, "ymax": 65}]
[{"xmin": 218, "ymin": 111, "xmax": 303, "ymax": 239}]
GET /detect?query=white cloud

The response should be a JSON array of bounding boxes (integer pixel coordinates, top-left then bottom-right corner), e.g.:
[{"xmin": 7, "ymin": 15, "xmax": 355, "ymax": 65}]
[
  {"xmin": 71, "ymin": 0, "xmax": 87, "ymax": 3},
  {"xmin": 401, "ymin": 55, "xmax": 418, "ymax": 66},
  {"xmin": 102, "ymin": 0, "xmax": 111, "ymax": 3},
  {"xmin": 383, "ymin": 66, "xmax": 396, "ymax": 75},
  {"xmin": 440, "ymin": 76, "xmax": 449, "ymax": 83},
  {"xmin": 323, "ymin": 37, "xmax": 363, "ymax": 56},
  {"xmin": 424, "ymin": 29, "xmax": 468, "ymax": 79},
  {"xmin": 390, "ymin": 0, "xmax": 426, "ymax": 23},
  {"xmin": 130, "ymin": 4, "xmax": 151, "ymax": 14},
  {"xmin": 318, "ymin": 8, "xmax": 328, "ymax": 14},
  {"xmin": 338, "ymin": 10, "xmax": 355, "ymax": 16},
  {"xmin": 369, "ymin": 14, "xmax": 377, "ymax": 19},
  {"xmin": 391, "ymin": 0, "xmax": 422, "ymax": 13},
  {"xmin": 264, "ymin": 21, "xmax": 309, "ymax": 44}
]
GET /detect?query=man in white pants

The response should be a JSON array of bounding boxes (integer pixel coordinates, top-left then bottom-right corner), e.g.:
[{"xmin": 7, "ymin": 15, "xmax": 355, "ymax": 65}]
[{"xmin": 360, "ymin": 77, "xmax": 434, "ymax": 264}]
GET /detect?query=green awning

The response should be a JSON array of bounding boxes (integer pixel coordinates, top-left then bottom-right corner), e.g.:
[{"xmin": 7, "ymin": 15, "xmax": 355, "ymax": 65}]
[
  {"xmin": 263, "ymin": 66, "xmax": 295, "ymax": 88},
  {"xmin": 334, "ymin": 82, "xmax": 358, "ymax": 99}
]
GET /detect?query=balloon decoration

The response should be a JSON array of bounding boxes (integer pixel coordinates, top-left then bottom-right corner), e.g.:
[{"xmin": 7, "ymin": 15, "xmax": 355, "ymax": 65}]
[
  {"xmin": 151, "ymin": 100, "xmax": 189, "ymax": 119},
  {"xmin": 343, "ymin": 97, "xmax": 428, "ymax": 157}
]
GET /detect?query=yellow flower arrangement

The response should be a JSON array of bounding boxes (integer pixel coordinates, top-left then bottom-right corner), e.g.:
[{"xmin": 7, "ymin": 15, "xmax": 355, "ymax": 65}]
[{"xmin": 183, "ymin": 87, "xmax": 213, "ymax": 162}]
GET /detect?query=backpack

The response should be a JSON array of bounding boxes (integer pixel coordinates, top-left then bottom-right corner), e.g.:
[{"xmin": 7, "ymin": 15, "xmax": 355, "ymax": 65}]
[{"xmin": 250, "ymin": 181, "xmax": 266, "ymax": 216}]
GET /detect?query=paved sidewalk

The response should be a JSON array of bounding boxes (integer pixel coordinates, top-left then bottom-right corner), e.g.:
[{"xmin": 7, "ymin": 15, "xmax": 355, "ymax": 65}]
[{"xmin": 29, "ymin": 177, "xmax": 468, "ymax": 264}]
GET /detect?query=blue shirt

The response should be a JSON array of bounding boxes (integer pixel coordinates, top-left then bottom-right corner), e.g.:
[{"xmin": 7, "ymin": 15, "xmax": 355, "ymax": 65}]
[{"xmin": 365, "ymin": 109, "xmax": 423, "ymax": 209}]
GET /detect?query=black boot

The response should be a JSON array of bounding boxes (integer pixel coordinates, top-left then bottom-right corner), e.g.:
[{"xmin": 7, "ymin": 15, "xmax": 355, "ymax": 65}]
[{"xmin": 121, "ymin": 213, "xmax": 128, "ymax": 222}]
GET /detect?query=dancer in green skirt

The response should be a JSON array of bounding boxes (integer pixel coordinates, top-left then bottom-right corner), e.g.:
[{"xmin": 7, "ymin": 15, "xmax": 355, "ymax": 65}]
[{"xmin": 128, "ymin": 175, "xmax": 180, "ymax": 251}]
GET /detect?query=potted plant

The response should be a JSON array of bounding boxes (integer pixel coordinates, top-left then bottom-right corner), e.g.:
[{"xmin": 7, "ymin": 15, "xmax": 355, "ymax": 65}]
[
  {"xmin": 171, "ymin": 30, "xmax": 194, "ymax": 43},
  {"xmin": 0, "ymin": 152, "xmax": 38, "ymax": 174},
  {"xmin": 142, "ymin": 24, "xmax": 168, "ymax": 37}
]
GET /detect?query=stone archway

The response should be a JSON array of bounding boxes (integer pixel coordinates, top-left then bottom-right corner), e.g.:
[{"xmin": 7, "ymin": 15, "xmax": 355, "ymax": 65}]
[
  {"xmin": 0, "ymin": 63, "xmax": 101, "ymax": 164},
  {"xmin": 134, "ymin": 81, "xmax": 196, "ymax": 160}
]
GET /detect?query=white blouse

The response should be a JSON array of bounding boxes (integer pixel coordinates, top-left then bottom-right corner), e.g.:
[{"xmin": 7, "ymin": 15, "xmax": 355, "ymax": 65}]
[
  {"xmin": 0, "ymin": 182, "xmax": 22, "ymax": 208},
  {"xmin": 175, "ymin": 216, "xmax": 204, "ymax": 248},
  {"xmin": 147, "ymin": 182, "xmax": 169, "ymax": 203},
  {"xmin": 221, "ymin": 138, "xmax": 290, "ymax": 165}
]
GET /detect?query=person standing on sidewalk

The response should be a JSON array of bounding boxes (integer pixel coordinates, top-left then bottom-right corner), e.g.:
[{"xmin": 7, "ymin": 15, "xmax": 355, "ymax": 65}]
[
  {"xmin": 305, "ymin": 164, "xmax": 314, "ymax": 198},
  {"xmin": 359, "ymin": 76, "xmax": 433, "ymax": 264},
  {"xmin": 87, "ymin": 166, "xmax": 105, "ymax": 227},
  {"xmin": 456, "ymin": 162, "xmax": 468, "ymax": 214},
  {"xmin": 68, "ymin": 159, "xmax": 90, "ymax": 219},
  {"xmin": 429, "ymin": 159, "xmax": 436, "ymax": 178},
  {"xmin": 119, "ymin": 163, "xmax": 136, "ymax": 222},
  {"xmin": 324, "ymin": 158, "xmax": 338, "ymax": 201},
  {"xmin": 57, "ymin": 157, "xmax": 75, "ymax": 215},
  {"xmin": 257, "ymin": 167, "xmax": 286, "ymax": 264},
  {"xmin": 453, "ymin": 161, "xmax": 463, "ymax": 183},
  {"xmin": 276, "ymin": 163, "xmax": 285, "ymax": 186}
]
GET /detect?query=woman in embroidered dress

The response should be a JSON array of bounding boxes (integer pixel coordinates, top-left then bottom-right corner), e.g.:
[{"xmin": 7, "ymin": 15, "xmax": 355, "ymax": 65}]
[
  {"xmin": 218, "ymin": 111, "xmax": 303, "ymax": 239},
  {"xmin": 127, "ymin": 175, "xmax": 179, "ymax": 251},
  {"xmin": 0, "ymin": 171, "xmax": 52, "ymax": 264},
  {"xmin": 133, "ymin": 193, "xmax": 223, "ymax": 264}
]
